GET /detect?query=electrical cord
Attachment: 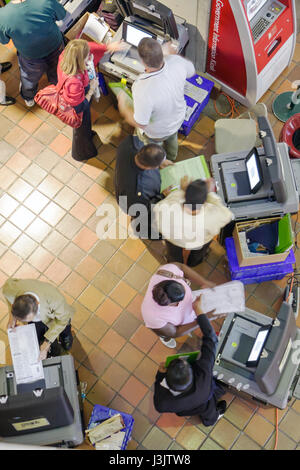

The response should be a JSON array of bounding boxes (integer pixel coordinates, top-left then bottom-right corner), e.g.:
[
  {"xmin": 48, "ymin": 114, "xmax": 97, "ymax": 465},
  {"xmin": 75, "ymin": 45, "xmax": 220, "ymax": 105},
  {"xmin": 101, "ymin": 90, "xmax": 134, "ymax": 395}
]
[
  {"xmin": 274, "ymin": 408, "xmax": 279, "ymax": 450},
  {"xmin": 214, "ymin": 92, "xmax": 240, "ymax": 119}
]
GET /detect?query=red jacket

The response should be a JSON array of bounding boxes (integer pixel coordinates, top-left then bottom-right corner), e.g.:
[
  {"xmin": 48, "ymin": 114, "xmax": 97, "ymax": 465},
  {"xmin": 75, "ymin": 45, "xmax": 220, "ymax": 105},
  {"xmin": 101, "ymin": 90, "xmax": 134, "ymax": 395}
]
[{"xmin": 57, "ymin": 42, "xmax": 107, "ymax": 107}]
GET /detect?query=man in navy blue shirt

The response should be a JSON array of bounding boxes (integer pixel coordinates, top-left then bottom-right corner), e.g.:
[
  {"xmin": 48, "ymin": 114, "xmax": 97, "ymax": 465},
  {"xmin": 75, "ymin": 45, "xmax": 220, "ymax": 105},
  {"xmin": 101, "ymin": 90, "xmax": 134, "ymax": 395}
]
[
  {"xmin": 115, "ymin": 136, "xmax": 168, "ymax": 239},
  {"xmin": 154, "ymin": 298, "xmax": 226, "ymax": 426}
]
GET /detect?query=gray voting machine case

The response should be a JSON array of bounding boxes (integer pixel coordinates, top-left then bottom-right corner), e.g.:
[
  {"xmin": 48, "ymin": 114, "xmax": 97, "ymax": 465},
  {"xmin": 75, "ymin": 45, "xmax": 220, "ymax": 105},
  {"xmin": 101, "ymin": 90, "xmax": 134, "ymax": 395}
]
[
  {"xmin": 214, "ymin": 303, "xmax": 300, "ymax": 409},
  {"xmin": 0, "ymin": 355, "xmax": 83, "ymax": 447},
  {"xmin": 211, "ymin": 143, "xmax": 299, "ymax": 220}
]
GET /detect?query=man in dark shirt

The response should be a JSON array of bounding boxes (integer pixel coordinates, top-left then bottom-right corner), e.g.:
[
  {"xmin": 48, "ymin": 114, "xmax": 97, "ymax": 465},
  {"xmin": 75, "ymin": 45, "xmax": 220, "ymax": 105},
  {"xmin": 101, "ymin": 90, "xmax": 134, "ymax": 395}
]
[
  {"xmin": 115, "ymin": 135, "xmax": 166, "ymax": 239},
  {"xmin": 0, "ymin": 0, "xmax": 66, "ymax": 107},
  {"xmin": 153, "ymin": 298, "xmax": 226, "ymax": 426}
]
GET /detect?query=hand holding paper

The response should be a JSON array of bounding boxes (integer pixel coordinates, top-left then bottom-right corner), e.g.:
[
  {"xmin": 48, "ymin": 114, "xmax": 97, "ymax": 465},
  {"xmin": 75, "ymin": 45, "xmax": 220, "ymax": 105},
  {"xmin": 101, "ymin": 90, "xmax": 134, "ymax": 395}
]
[{"xmin": 193, "ymin": 281, "xmax": 245, "ymax": 315}]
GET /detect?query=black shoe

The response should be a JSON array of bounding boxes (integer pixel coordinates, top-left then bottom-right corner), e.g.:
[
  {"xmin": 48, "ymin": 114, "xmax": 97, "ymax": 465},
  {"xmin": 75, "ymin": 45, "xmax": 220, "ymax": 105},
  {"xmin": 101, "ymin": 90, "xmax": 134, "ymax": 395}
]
[
  {"xmin": 216, "ymin": 400, "xmax": 227, "ymax": 421},
  {"xmin": 0, "ymin": 61, "xmax": 12, "ymax": 73},
  {"xmin": 0, "ymin": 96, "xmax": 16, "ymax": 106},
  {"xmin": 60, "ymin": 333, "xmax": 73, "ymax": 351},
  {"xmin": 47, "ymin": 340, "xmax": 62, "ymax": 358}
]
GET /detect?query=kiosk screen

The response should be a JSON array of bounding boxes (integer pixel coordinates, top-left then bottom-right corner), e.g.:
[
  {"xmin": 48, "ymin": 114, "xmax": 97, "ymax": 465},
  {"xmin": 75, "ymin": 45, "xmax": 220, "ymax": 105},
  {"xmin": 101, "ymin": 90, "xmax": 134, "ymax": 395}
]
[
  {"xmin": 245, "ymin": 147, "xmax": 264, "ymax": 193},
  {"xmin": 246, "ymin": 326, "xmax": 271, "ymax": 367},
  {"xmin": 245, "ymin": 0, "xmax": 268, "ymax": 21},
  {"xmin": 123, "ymin": 22, "xmax": 155, "ymax": 47}
]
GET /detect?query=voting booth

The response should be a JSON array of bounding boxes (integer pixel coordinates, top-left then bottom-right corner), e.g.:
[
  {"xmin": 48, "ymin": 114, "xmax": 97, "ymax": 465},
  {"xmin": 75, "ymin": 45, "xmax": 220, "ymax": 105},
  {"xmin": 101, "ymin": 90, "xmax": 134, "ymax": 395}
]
[
  {"xmin": 205, "ymin": 0, "xmax": 297, "ymax": 107},
  {"xmin": 100, "ymin": 0, "xmax": 189, "ymax": 83},
  {"xmin": 211, "ymin": 115, "xmax": 299, "ymax": 221},
  {"xmin": 0, "ymin": 356, "xmax": 84, "ymax": 447},
  {"xmin": 57, "ymin": 0, "xmax": 100, "ymax": 33},
  {"xmin": 214, "ymin": 302, "xmax": 300, "ymax": 409}
]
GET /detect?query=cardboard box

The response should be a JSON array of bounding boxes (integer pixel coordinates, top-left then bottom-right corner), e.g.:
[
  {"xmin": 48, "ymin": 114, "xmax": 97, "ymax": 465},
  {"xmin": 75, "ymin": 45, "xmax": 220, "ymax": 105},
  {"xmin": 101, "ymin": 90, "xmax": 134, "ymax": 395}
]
[
  {"xmin": 233, "ymin": 217, "xmax": 290, "ymax": 267},
  {"xmin": 65, "ymin": 12, "xmax": 113, "ymax": 43}
]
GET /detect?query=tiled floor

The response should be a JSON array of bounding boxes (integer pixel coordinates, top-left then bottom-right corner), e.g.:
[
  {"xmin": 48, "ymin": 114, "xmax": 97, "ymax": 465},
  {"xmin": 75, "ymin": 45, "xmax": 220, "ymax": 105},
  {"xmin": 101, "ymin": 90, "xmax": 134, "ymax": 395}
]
[{"xmin": 0, "ymin": 32, "xmax": 300, "ymax": 451}]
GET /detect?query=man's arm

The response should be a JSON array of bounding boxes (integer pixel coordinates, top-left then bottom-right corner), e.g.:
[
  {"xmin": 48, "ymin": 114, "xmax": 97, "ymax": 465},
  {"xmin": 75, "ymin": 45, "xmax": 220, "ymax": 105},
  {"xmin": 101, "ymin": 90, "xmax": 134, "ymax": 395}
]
[
  {"xmin": 117, "ymin": 92, "xmax": 147, "ymax": 129},
  {"xmin": 163, "ymin": 44, "xmax": 195, "ymax": 78},
  {"xmin": 43, "ymin": 298, "xmax": 74, "ymax": 344},
  {"xmin": 151, "ymin": 320, "xmax": 199, "ymax": 339},
  {"xmin": 0, "ymin": 29, "xmax": 10, "ymax": 45},
  {"xmin": 193, "ymin": 301, "xmax": 218, "ymax": 371},
  {"xmin": 52, "ymin": 0, "xmax": 67, "ymax": 21}
]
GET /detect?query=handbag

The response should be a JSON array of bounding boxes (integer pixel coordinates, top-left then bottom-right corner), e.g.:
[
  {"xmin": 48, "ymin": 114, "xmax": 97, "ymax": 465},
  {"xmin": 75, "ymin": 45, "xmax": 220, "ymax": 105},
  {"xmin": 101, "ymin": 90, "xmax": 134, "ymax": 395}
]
[{"xmin": 34, "ymin": 75, "xmax": 83, "ymax": 128}]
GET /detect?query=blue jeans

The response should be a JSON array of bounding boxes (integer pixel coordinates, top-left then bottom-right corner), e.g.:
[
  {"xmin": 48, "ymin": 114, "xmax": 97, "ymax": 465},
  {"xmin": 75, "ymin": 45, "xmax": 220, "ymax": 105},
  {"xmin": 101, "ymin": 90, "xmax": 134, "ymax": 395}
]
[{"xmin": 18, "ymin": 42, "xmax": 64, "ymax": 101}]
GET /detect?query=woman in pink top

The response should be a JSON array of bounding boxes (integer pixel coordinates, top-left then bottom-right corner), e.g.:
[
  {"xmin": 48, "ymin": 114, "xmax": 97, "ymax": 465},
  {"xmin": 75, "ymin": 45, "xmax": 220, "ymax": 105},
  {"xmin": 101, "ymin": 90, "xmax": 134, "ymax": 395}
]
[
  {"xmin": 142, "ymin": 262, "xmax": 215, "ymax": 348},
  {"xmin": 57, "ymin": 39, "xmax": 123, "ymax": 161}
]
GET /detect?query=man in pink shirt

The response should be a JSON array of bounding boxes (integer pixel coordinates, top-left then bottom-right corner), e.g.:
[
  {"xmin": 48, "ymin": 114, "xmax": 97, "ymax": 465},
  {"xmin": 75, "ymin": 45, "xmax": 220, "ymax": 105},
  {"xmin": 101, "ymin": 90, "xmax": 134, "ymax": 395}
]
[{"xmin": 141, "ymin": 262, "xmax": 215, "ymax": 348}]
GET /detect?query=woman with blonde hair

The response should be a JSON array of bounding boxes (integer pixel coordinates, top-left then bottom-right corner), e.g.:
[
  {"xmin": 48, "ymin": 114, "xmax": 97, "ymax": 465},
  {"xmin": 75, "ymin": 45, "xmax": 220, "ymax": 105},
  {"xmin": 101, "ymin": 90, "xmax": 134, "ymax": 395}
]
[{"xmin": 56, "ymin": 38, "xmax": 123, "ymax": 161}]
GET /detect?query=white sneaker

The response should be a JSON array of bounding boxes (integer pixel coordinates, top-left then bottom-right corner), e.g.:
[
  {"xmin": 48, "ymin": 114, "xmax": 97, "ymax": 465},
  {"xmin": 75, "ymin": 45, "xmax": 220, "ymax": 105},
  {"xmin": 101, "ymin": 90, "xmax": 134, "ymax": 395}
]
[
  {"xmin": 24, "ymin": 98, "xmax": 35, "ymax": 107},
  {"xmin": 19, "ymin": 82, "xmax": 35, "ymax": 107},
  {"xmin": 160, "ymin": 337, "xmax": 177, "ymax": 348}
]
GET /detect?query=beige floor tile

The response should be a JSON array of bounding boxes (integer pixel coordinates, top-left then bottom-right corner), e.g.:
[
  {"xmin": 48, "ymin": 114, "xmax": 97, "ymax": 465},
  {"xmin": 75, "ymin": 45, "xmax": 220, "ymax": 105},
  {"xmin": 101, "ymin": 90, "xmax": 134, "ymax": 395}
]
[
  {"xmin": 110, "ymin": 280, "xmax": 137, "ymax": 308},
  {"xmin": 83, "ymin": 345, "xmax": 111, "ymax": 376},
  {"xmin": 78, "ymin": 285, "xmax": 105, "ymax": 312},
  {"xmin": 225, "ymin": 398, "xmax": 255, "ymax": 429},
  {"xmin": 28, "ymin": 246, "xmax": 54, "ymax": 273},
  {"xmin": 92, "ymin": 267, "xmax": 120, "ymax": 295},
  {"xmin": 98, "ymin": 329, "xmax": 126, "ymax": 358},
  {"xmin": 9, "ymin": 206, "xmax": 35, "ymax": 231},
  {"xmin": 279, "ymin": 409, "xmax": 300, "ymax": 442},
  {"xmin": 23, "ymin": 190, "xmax": 50, "ymax": 214},
  {"xmin": 264, "ymin": 431, "xmax": 297, "ymax": 450},
  {"xmin": 106, "ymin": 251, "xmax": 134, "ymax": 277},
  {"xmin": 61, "ymin": 272, "xmax": 88, "ymax": 299},
  {"xmin": 176, "ymin": 423, "xmax": 206, "ymax": 450},
  {"xmin": 0, "ymin": 221, "xmax": 21, "ymax": 247},
  {"xmin": 44, "ymin": 258, "xmax": 71, "ymax": 285},
  {"xmin": 231, "ymin": 434, "xmax": 261, "ymax": 450},
  {"xmin": 210, "ymin": 419, "xmax": 241, "ymax": 449},
  {"xmin": 59, "ymin": 242, "xmax": 85, "ymax": 269},
  {"xmin": 142, "ymin": 427, "xmax": 172, "ymax": 450},
  {"xmin": 75, "ymin": 255, "xmax": 102, "ymax": 281},
  {"xmin": 101, "ymin": 362, "xmax": 130, "ymax": 392},
  {"xmin": 94, "ymin": 297, "xmax": 123, "ymax": 325},
  {"xmin": 87, "ymin": 379, "xmax": 116, "ymax": 407},
  {"xmin": 81, "ymin": 314, "xmax": 109, "ymax": 345},
  {"xmin": 244, "ymin": 414, "xmax": 275, "ymax": 446},
  {"xmin": 115, "ymin": 342, "xmax": 144, "ymax": 372}
]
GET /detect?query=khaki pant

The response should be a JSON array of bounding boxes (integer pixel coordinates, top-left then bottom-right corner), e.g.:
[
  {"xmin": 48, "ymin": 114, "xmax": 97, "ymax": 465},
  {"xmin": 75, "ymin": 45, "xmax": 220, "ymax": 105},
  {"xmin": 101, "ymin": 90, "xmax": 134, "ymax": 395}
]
[{"xmin": 135, "ymin": 128, "xmax": 179, "ymax": 161}]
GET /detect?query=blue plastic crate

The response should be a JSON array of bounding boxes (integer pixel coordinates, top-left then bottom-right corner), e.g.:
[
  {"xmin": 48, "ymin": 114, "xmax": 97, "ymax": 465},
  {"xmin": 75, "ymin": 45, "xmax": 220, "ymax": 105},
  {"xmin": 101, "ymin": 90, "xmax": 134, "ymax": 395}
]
[
  {"xmin": 225, "ymin": 237, "xmax": 295, "ymax": 284},
  {"xmin": 88, "ymin": 405, "xmax": 134, "ymax": 450},
  {"xmin": 179, "ymin": 74, "xmax": 214, "ymax": 136}
]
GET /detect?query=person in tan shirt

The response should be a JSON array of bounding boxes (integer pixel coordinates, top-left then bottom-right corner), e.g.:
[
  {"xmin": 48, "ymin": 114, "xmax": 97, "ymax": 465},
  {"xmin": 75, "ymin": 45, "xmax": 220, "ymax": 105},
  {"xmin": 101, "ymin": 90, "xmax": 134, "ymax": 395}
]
[
  {"xmin": 154, "ymin": 176, "xmax": 234, "ymax": 266},
  {"xmin": 3, "ymin": 278, "xmax": 74, "ymax": 360}
]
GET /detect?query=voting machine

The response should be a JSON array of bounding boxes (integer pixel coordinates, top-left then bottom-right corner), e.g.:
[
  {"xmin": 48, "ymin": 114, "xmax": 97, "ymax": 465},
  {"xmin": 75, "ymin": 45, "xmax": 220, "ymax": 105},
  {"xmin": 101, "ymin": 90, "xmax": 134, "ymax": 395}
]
[
  {"xmin": 211, "ymin": 116, "xmax": 299, "ymax": 220},
  {"xmin": 57, "ymin": 0, "xmax": 99, "ymax": 34},
  {"xmin": 0, "ymin": 355, "xmax": 84, "ymax": 447},
  {"xmin": 214, "ymin": 302, "xmax": 300, "ymax": 409},
  {"xmin": 100, "ymin": 0, "xmax": 189, "ymax": 83}
]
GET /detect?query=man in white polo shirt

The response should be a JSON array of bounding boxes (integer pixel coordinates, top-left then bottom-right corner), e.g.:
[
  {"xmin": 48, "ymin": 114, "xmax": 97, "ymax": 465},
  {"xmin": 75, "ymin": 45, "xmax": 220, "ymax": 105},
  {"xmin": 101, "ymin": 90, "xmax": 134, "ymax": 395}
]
[{"xmin": 117, "ymin": 38, "xmax": 195, "ymax": 161}]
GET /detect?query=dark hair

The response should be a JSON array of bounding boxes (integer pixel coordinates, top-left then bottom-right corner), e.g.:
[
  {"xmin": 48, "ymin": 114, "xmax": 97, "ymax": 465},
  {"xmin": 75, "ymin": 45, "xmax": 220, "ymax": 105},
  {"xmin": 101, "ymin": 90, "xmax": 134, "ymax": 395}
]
[
  {"xmin": 166, "ymin": 358, "xmax": 194, "ymax": 392},
  {"xmin": 184, "ymin": 179, "xmax": 208, "ymax": 211},
  {"xmin": 152, "ymin": 280, "xmax": 185, "ymax": 306},
  {"xmin": 136, "ymin": 144, "xmax": 166, "ymax": 168},
  {"xmin": 12, "ymin": 295, "xmax": 38, "ymax": 320},
  {"xmin": 138, "ymin": 38, "xmax": 164, "ymax": 68}
]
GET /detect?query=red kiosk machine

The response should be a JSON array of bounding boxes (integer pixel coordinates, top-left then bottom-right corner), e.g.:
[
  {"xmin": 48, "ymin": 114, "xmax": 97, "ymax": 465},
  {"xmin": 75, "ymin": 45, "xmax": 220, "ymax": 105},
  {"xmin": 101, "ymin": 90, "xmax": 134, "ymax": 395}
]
[{"xmin": 206, "ymin": 0, "xmax": 297, "ymax": 107}]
